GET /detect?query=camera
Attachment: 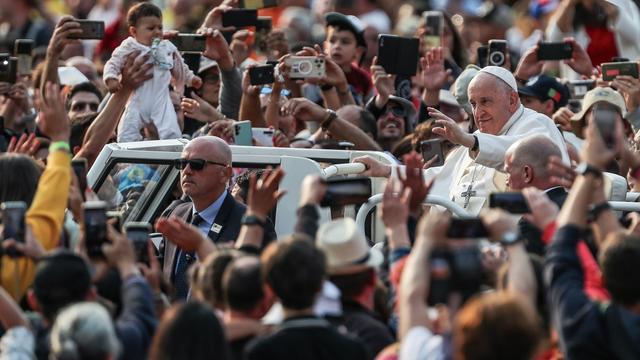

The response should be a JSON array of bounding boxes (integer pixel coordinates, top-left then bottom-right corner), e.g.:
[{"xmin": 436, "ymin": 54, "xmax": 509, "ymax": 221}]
[
  {"xmin": 125, "ymin": 222, "xmax": 152, "ymax": 265},
  {"xmin": 249, "ymin": 64, "xmax": 275, "ymax": 86},
  {"xmin": 489, "ymin": 192, "xmax": 530, "ymax": 214},
  {"xmin": 488, "ymin": 40, "xmax": 507, "ymax": 67},
  {"xmin": 284, "ymin": 56, "xmax": 325, "ymax": 79}
]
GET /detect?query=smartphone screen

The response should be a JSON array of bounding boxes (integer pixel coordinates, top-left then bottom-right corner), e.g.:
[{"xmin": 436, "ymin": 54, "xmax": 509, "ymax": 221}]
[
  {"xmin": 420, "ymin": 139, "xmax": 445, "ymax": 167},
  {"xmin": 446, "ymin": 218, "xmax": 488, "ymax": 238},
  {"xmin": 125, "ymin": 222, "xmax": 151, "ymax": 265},
  {"xmin": 423, "ymin": 11, "xmax": 443, "ymax": 48},
  {"xmin": 320, "ymin": 178, "xmax": 372, "ymax": 207},
  {"xmin": 537, "ymin": 42, "xmax": 573, "ymax": 61},
  {"xmin": 83, "ymin": 201, "xmax": 108, "ymax": 258},
  {"xmin": 222, "ymin": 9, "xmax": 258, "ymax": 28},
  {"xmin": 488, "ymin": 192, "xmax": 531, "ymax": 214}
]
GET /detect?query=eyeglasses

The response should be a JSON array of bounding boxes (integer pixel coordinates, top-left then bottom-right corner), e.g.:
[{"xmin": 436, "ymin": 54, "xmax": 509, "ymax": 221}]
[
  {"xmin": 173, "ymin": 158, "xmax": 228, "ymax": 171},
  {"xmin": 384, "ymin": 106, "xmax": 406, "ymax": 117}
]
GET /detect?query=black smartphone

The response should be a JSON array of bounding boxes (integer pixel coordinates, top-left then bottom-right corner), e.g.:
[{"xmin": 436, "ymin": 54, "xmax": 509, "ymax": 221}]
[
  {"xmin": 0, "ymin": 55, "xmax": 16, "ymax": 83},
  {"xmin": 1, "ymin": 201, "xmax": 27, "ymax": 257},
  {"xmin": 568, "ymin": 79, "xmax": 595, "ymax": 99},
  {"xmin": 420, "ymin": 139, "xmax": 445, "ymax": 167},
  {"xmin": 593, "ymin": 106, "xmax": 618, "ymax": 148},
  {"xmin": 489, "ymin": 192, "xmax": 531, "ymax": 214},
  {"xmin": 69, "ymin": 20, "xmax": 105, "ymax": 40},
  {"xmin": 423, "ymin": 11, "xmax": 443, "ymax": 48},
  {"xmin": 249, "ymin": 64, "xmax": 275, "ymax": 85},
  {"xmin": 170, "ymin": 33, "xmax": 206, "ymax": 52},
  {"xmin": 611, "ymin": 57, "xmax": 629, "ymax": 63},
  {"xmin": 377, "ymin": 35, "xmax": 420, "ymax": 76},
  {"xmin": 125, "ymin": 222, "xmax": 152, "ymax": 265},
  {"xmin": 222, "ymin": 9, "xmax": 258, "ymax": 28},
  {"xmin": 320, "ymin": 178, "xmax": 372, "ymax": 207},
  {"xmin": 255, "ymin": 17, "xmax": 272, "ymax": 53},
  {"xmin": 537, "ymin": 42, "xmax": 573, "ymax": 61},
  {"xmin": 83, "ymin": 201, "xmax": 108, "ymax": 258},
  {"xmin": 601, "ymin": 61, "xmax": 639, "ymax": 81},
  {"xmin": 71, "ymin": 158, "xmax": 88, "ymax": 198},
  {"xmin": 239, "ymin": 0, "xmax": 278, "ymax": 9},
  {"xmin": 446, "ymin": 218, "xmax": 488, "ymax": 238},
  {"xmin": 487, "ymin": 39, "xmax": 507, "ymax": 67},
  {"xmin": 476, "ymin": 45, "xmax": 488, "ymax": 67},
  {"xmin": 14, "ymin": 39, "xmax": 33, "ymax": 76}
]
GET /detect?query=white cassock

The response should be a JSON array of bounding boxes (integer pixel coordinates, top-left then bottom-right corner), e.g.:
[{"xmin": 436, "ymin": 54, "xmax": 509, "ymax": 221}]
[{"xmin": 421, "ymin": 105, "xmax": 570, "ymax": 215}]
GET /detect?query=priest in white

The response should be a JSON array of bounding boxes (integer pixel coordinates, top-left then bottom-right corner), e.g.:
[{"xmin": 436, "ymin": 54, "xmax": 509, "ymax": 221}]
[{"xmin": 356, "ymin": 66, "xmax": 570, "ymax": 215}]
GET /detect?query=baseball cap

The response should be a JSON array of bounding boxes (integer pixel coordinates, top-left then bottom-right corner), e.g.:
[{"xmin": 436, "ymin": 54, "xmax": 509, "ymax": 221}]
[
  {"xmin": 324, "ymin": 12, "xmax": 367, "ymax": 48},
  {"xmin": 571, "ymin": 87, "xmax": 627, "ymax": 122},
  {"xmin": 199, "ymin": 56, "xmax": 219, "ymax": 74},
  {"xmin": 478, "ymin": 66, "xmax": 518, "ymax": 92},
  {"xmin": 387, "ymin": 95, "xmax": 417, "ymax": 130},
  {"xmin": 518, "ymin": 75, "xmax": 570, "ymax": 109},
  {"xmin": 452, "ymin": 64, "xmax": 481, "ymax": 114}
]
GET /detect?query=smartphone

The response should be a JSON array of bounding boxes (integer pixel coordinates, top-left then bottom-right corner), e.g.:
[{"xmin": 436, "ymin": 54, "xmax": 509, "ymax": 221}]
[
  {"xmin": 476, "ymin": 45, "xmax": 488, "ymax": 67},
  {"xmin": 72, "ymin": 158, "xmax": 88, "ymax": 198},
  {"xmin": 284, "ymin": 56, "xmax": 325, "ymax": 79},
  {"xmin": 568, "ymin": 79, "xmax": 595, "ymax": 99},
  {"xmin": 170, "ymin": 33, "xmax": 206, "ymax": 53},
  {"xmin": 239, "ymin": 0, "xmax": 278, "ymax": 9},
  {"xmin": 234, "ymin": 120, "xmax": 253, "ymax": 146},
  {"xmin": 611, "ymin": 57, "xmax": 629, "ymax": 63},
  {"xmin": 601, "ymin": 61, "xmax": 639, "ymax": 81},
  {"xmin": 255, "ymin": 17, "xmax": 272, "ymax": 53},
  {"xmin": 487, "ymin": 39, "xmax": 507, "ymax": 67},
  {"xmin": 249, "ymin": 64, "xmax": 275, "ymax": 85},
  {"xmin": 420, "ymin": 139, "xmax": 445, "ymax": 167},
  {"xmin": 14, "ymin": 39, "xmax": 33, "ymax": 76},
  {"xmin": 125, "ymin": 222, "xmax": 152, "ymax": 265},
  {"xmin": 252, "ymin": 128, "xmax": 274, "ymax": 146},
  {"xmin": 489, "ymin": 192, "xmax": 531, "ymax": 214},
  {"xmin": 1, "ymin": 201, "xmax": 26, "ymax": 257},
  {"xmin": 537, "ymin": 42, "xmax": 573, "ymax": 61},
  {"xmin": 222, "ymin": 9, "xmax": 258, "ymax": 28},
  {"xmin": 83, "ymin": 201, "xmax": 108, "ymax": 258},
  {"xmin": 69, "ymin": 20, "xmax": 105, "ymax": 40},
  {"xmin": 423, "ymin": 11, "xmax": 443, "ymax": 48},
  {"xmin": 320, "ymin": 177, "xmax": 372, "ymax": 207},
  {"xmin": 593, "ymin": 106, "xmax": 618, "ymax": 148},
  {"xmin": 446, "ymin": 218, "xmax": 488, "ymax": 238},
  {"xmin": 377, "ymin": 35, "xmax": 420, "ymax": 76}
]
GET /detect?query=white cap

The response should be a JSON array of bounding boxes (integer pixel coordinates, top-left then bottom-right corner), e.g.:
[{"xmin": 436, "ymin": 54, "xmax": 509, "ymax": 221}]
[{"xmin": 478, "ymin": 66, "xmax": 518, "ymax": 92}]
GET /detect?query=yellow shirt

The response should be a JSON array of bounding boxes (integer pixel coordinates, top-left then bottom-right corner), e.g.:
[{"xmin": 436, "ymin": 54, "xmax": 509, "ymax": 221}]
[{"xmin": 2, "ymin": 150, "xmax": 71, "ymax": 300}]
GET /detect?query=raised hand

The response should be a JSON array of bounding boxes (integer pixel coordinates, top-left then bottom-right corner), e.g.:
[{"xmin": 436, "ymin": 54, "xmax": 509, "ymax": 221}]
[
  {"xmin": 381, "ymin": 178, "xmax": 411, "ymax": 229},
  {"xmin": 7, "ymin": 133, "xmax": 40, "ymax": 156},
  {"xmin": 563, "ymin": 38, "xmax": 594, "ymax": 77},
  {"xmin": 47, "ymin": 16, "xmax": 82, "ymax": 57},
  {"xmin": 155, "ymin": 216, "xmax": 209, "ymax": 253},
  {"xmin": 36, "ymin": 82, "xmax": 70, "ymax": 142},
  {"xmin": 281, "ymin": 97, "xmax": 327, "ymax": 122},
  {"xmin": 522, "ymin": 187, "xmax": 559, "ymax": 231},
  {"xmin": 371, "ymin": 56, "xmax": 395, "ymax": 108},
  {"xmin": 429, "ymin": 107, "xmax": 475, "ymax": 148},
  {"xmin": 514, "ymin": 45, "xmax": 543, "ymax": 82},
  {"xmin": 181, "ymin": 92, "xmax": 223, "ymax": 122},
  {"xmin": 246, "ymin": 167, "xmax": 286, "ymax": 220},
  {"xmin": 418, "ymin": 47, "xmax": 451, "ymax": 91},
  {"xmin": 230, "ymin": 29, "xmax": 252, "ymax": 66},
  {"xmin": 547, "ymin": 155, "xmax": 577, "ymax": 188},
  {"xmin": 552, "ymin": 107, "xmax": 574, "ymax": 131},
  {"xmin": 202, "ymin": 28, "xmax": 235, "ymax": 71}
]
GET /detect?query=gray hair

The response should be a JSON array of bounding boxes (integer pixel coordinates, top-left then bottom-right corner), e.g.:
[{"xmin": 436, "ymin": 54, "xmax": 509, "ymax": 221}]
[
  {"xmin": 50, "ymin": 302, "xmax": 121, "ymax": 360},
  {"xmin": 506, "ymin": 134, "xmax": 562, "ymax": 179}
]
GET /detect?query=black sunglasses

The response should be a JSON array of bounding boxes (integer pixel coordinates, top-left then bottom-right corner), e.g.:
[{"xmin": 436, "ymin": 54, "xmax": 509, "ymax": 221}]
[
  {"xmin": 384, "ymin": 106, "xmax": 406, "ymax": 117},
  {"xmin": 173, "ymin": 158, "xmax": 228, "ymax": 171}
]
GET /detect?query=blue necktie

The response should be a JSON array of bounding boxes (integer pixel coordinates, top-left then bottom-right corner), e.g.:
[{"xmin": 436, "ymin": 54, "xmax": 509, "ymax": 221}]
[{"xmin": 173, "ymin": 213, "xmax": 204, "ymax": 300}]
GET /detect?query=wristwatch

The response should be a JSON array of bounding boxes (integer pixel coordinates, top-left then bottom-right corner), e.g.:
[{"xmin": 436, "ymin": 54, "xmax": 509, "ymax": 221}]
[
  {"xmin": 500, "ymin": 231, "xmax": 522, "ymax": 247},
  {"xmin": 587, "ymin": 202, "xmax": 611, "ymax": 223},
  {"xmin": 241, "ymin": 214, "xmax": 267, "ymax": 228},
  {"xmin": 321, "ymin": 110, "xmax": 338, "ymax": 131},
  {"xmin": 575, "ymin": 163, "xmax": 602, "ymax": 178}
]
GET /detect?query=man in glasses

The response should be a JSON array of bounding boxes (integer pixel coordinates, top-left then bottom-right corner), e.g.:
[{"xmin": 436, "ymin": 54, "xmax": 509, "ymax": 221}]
[
  {"xmin": 160, "ymin": 136, "xmax": 276, "ymax": 300},
  {"xmin": 368, "ymin": 95, "xmax": 416, "ymax": 151}
]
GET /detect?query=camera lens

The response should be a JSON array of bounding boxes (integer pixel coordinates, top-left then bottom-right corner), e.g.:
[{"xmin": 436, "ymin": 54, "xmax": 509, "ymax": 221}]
[{"xmin": 489, "ymin": 51, "xmax": 504, "ymax": 66}]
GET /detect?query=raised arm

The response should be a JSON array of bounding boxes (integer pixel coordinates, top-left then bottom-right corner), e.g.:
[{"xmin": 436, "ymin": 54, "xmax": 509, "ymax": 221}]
[{"xmin": 40, "ymin": 17, "xmax": 81, "ymax": 93}]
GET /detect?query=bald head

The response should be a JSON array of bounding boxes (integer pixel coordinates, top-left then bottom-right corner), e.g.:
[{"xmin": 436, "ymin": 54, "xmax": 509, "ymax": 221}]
[
  {"xmin": 186, "ymin": 136, "xmax": 232, "ymax": 165},
  {"xmin": 505, "ymin": 134, "xmax": 561, "ymax": 189}
]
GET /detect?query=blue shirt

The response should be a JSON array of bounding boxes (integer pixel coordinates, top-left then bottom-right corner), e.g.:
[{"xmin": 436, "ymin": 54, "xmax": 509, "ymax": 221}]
[{"xmin": 191, "ymin": 190, "xmax": 227, "ymax": 236}]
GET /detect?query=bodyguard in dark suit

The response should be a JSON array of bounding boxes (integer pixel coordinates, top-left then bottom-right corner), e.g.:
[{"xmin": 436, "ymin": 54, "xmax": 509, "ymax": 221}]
[
  {"xmin": 159, "ymin": 136, "xmax": 275, "ymax": 300},
  {"xmin": 503, "ymin": 134, "xmax": 567, "ymax": 255}
]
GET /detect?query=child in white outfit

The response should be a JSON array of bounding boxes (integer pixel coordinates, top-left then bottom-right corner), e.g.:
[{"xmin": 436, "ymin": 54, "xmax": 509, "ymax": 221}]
[{"xmin": 104, "ymin": 2, "xmax": 201, "ymax": 142}]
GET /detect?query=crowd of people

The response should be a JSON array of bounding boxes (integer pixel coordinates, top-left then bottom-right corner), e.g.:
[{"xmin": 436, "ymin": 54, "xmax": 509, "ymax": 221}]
[{"xmin": 1, "ymin": 0, "xmax": 640, "ymax": 359}]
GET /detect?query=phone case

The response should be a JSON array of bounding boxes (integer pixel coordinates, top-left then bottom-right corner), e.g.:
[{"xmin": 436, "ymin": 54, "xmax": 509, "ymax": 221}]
[
  {"xmin": 249, "ymin": 65, "xmax": 275, "ymax": 85},
  {"xmin": 234, "ymin": 121, "xmax": 253, "ymax": 146},
  {"xmin": 377, "ymin": 35, "xmax": 420, "ymax": 76},
  {"xmin": 601, "ymin": 62, "xmax": 639, "ymax": 81},
  {"xmin": 284, "ymin": 57, "xmax": 325, "ymax": 78},
  {"xmin": 70, "ymin": 21, "xmax": 105, "ymax": 40}
]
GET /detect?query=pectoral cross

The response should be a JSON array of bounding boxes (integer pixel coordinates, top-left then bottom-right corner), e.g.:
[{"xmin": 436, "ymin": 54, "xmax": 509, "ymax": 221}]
[{"xmin": 461, "ymin": 184, "xmax": 476, "ymax": 209}]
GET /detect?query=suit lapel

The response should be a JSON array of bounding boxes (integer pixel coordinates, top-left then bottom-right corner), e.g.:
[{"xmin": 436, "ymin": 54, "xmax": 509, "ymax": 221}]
[
  {"xmin": 208, "ymin": 192, "xmax": 234, "ymax": 243},
  {"xmin": 163, "ymin": 203, "xmax": 192, "ymax": 283}
]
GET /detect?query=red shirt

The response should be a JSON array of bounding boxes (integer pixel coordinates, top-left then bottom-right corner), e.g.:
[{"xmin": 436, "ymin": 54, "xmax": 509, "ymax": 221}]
[
  {"xmin": 584, "ymin": 25, "xmax": 618, "ymax": 66},
  {"xmin": 344, "ymin": 63, "xmax": 373, "ymax": 103}
]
